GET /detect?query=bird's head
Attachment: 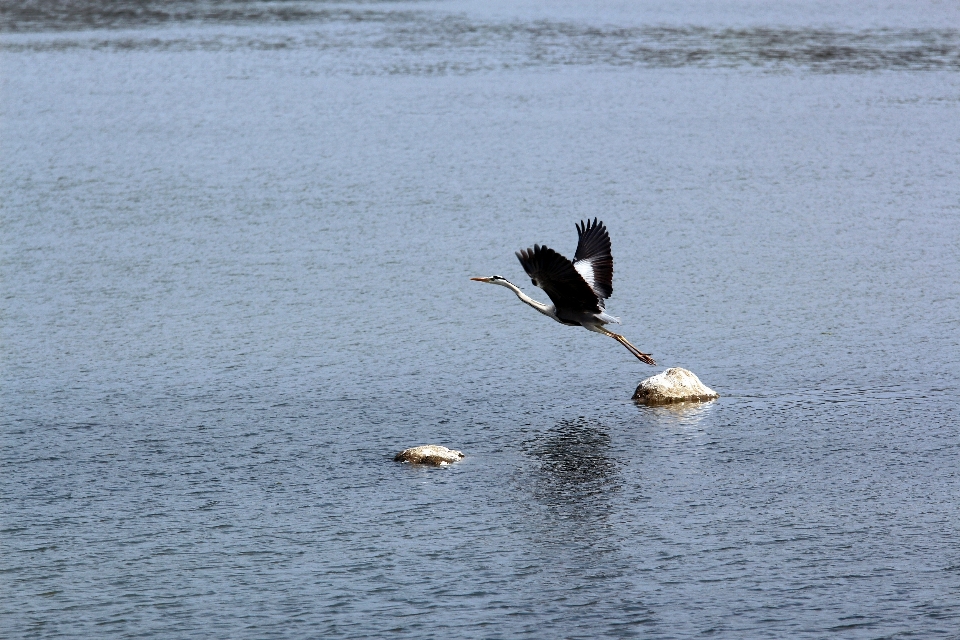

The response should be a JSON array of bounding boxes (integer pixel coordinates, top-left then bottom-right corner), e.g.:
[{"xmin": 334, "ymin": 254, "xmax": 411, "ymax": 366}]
[{"xmin": 470, "ymin": 275, "xmax": 510, "ymax": 287}]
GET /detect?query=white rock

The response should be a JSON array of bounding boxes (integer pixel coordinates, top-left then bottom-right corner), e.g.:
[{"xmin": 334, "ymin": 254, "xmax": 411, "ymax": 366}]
[
  {"xmin": 632, "ymin": 367, "xmax": 719, "ymax": 404},
  {"xmin": 394, "ymin": 445, "xmax": 464, "ymax": 465}
]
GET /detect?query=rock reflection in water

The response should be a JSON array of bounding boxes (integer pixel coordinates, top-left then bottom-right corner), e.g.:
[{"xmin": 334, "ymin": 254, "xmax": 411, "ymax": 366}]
[
  {"xmin": 636, "ymin": 399, "xmax": 717, "ymax": 431},
  {"xmin": 523, "ymin": 418, "xmax": 622, "ymax": 519}
]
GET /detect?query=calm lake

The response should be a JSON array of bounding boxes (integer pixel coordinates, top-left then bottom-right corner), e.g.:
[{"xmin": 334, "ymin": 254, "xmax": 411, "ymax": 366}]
[{"xmin": 2, "ymin": 1, "xmax": 959, "ymax": 637}]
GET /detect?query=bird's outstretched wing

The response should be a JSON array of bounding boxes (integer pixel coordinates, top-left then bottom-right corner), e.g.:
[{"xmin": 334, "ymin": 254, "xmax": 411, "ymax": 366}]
[
  {"xmin": 516, "ymin": 244, "xmax": 601, "ymax": 314},
  {"xmin": 573, "ymin": 218, "xmax": 613, "ymax": 301}
]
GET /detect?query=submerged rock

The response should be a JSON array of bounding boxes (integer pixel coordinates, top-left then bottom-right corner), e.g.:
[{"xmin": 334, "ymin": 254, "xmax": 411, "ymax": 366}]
[
  {"xmin": 394, "ymin": 445, "xmax": 464, "ymax": 465},
  {"xmin": 633, "ymin": 367, "xmax": 719, "ymax": 405}
]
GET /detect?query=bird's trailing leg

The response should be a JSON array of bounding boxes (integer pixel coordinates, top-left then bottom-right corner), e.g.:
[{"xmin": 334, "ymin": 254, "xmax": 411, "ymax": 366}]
[
  {"xmin": 586, "ymin": 324, "xmax": 656, "ymax": 366},
  {"xmin": 613, "ymin": 333, "xmax": 657, "ymax": 366}
]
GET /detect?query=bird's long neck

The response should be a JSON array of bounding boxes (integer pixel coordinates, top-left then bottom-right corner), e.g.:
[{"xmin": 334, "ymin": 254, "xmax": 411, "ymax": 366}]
[{"xmin": 499, "ymin": 280, "xmax": 554, "ymax": 318}]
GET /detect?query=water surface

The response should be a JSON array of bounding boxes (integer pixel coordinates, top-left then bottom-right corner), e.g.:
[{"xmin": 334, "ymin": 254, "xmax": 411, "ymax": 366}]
[{"xmin": 3, "ymin": 1, "xmax": 960, "ymax": 637}]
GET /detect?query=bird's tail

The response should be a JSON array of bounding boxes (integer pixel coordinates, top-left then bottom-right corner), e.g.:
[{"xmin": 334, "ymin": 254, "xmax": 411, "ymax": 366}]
[{"xmin": 597, "ymin": 311, "xmax": 621, "ymax": 325}]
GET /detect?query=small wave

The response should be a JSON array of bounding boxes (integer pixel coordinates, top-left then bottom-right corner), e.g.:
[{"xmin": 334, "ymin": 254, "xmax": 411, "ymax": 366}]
[{"xmin": 2, "ymin": 5, "xmax": 958, "ymax": 73}]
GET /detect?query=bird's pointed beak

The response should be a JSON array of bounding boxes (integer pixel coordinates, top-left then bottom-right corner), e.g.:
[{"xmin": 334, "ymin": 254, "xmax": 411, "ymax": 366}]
[{"xmin": 470, "ymin": 277, "xmax": 490, "ymax": 282}]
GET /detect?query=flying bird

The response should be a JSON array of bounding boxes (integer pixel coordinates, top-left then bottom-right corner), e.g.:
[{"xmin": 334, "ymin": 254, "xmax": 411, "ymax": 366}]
[{"xmin": 471, "ymin": 219, "xmax": 656, "ymax": 365}]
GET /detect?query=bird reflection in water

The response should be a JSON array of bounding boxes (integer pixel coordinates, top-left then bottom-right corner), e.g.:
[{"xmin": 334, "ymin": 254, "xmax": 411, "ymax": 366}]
[{"xmin": 522, "ymin": 417, "xmax": 623, "ymax": 520}]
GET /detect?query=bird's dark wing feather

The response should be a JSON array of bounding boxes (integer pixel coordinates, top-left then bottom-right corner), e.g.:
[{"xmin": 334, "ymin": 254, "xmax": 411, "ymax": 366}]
[
  {"xmin": 516, "ymin": 244, "xmax": 601, "ymax": 314},
  {"xmin": 572, "ymin": 218, "xmax": 613, "ymax": 301}
]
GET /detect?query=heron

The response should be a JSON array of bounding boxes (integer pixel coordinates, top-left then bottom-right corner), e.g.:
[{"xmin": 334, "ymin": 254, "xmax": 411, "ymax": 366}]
[{"xmin": 471, "ymin": 218, "xmax": 656, "ymax": 365}]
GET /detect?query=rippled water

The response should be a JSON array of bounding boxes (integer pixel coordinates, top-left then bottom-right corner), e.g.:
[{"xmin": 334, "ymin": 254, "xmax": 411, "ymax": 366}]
[{"xmin": 3, "ymin": 1, "xmax": 960, "ymax": 637}]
